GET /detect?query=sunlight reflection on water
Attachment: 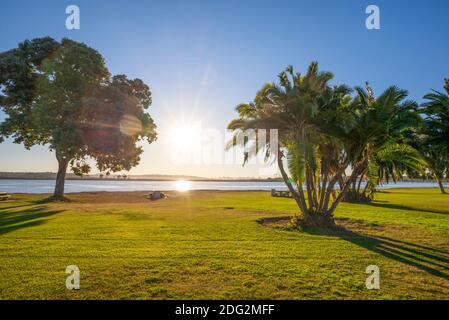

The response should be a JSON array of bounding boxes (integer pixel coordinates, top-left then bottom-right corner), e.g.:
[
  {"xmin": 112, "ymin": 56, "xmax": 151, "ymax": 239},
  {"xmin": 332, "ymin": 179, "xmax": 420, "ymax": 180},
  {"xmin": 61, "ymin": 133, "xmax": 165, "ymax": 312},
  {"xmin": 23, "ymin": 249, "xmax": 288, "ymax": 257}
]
[{"xmin": 174, "ymin": 180, "xmax": 191, "ymax": 192}]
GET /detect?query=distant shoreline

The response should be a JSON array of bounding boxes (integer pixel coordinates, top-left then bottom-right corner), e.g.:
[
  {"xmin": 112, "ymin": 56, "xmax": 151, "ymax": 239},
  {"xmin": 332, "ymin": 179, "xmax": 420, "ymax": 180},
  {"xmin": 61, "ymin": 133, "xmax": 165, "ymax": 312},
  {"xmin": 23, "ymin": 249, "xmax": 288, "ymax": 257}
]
[
  {"xmin": 0, "ymin": 177, "xmax": 284, "ymax": 182},
  {"xmin": 0, "ymin": 177, "xmax": 445, "ymax": 183}
]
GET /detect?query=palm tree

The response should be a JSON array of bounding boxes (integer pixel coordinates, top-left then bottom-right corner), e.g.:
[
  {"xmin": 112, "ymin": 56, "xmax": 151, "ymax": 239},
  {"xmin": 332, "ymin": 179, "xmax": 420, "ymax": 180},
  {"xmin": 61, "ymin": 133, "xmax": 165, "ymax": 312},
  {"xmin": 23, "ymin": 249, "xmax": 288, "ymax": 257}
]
[
  {"xmin": 344, "ymin": 83, "xmax": 423, "ymax": 201},
  {"xmin": 228, "ymin": 62, "xmax": 359, "ymax": 227},
  {"xmin": 418, "ymin": 79, "xmax": 449, "ymax": 193},
  {"xmin": 422, "ymin": 147, "xmax": 448, "ymax": 193},
  {"xmin": 228, "ymin": 64, "xmax": 423, "ymax": 226}
]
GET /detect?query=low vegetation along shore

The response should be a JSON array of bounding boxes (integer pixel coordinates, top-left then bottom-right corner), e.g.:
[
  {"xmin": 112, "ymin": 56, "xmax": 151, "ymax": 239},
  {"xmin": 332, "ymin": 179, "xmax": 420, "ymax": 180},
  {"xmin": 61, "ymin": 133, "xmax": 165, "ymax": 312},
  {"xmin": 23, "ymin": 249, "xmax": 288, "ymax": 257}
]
[{"xmin": 0, "ymin": 189, "xmax": 448, "ymax": 299}]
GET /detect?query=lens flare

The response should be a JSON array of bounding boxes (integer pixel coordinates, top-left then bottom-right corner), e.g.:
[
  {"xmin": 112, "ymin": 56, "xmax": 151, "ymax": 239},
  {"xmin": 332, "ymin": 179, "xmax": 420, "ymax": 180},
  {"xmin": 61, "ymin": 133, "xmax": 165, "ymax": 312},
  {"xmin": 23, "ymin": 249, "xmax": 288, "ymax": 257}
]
[{"xmin": 120, "ymin": 114, "xmax": 142, "ymax": 136}]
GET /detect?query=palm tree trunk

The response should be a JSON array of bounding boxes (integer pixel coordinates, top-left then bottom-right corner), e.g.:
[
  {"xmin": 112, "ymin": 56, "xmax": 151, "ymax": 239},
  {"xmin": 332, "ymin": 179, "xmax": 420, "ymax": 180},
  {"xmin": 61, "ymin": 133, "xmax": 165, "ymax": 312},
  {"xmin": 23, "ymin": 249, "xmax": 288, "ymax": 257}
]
[
  {"xmin": 329, "ymin": 160, "xmax": 367, "ymax": 215},
  {"xmin": 277, "ymin": 151, "xmax": 309, "ymax": 216},
  {"xmin": 311, "ymin": 171, "xmax": 319, "ymax": 208},
  {"xmin": 362, "ymin": 179, "xmax": 369, "ymax": 196},
  {"xmin": 305, "ymin": 167, "xmax": 316, "ymax": 209},
  {"xmin": 317, "ymin": 173, "xmax": 328, "ymax": 211},
  {"xmin": 322, "ymin": 166, "xmax": 346, "ymax": 211},
  {"xmin": 356, "ymin": 174, "xmax": 364, "ymax": 195},
  {"xmin": 437, "ymin": 179, "xmax": 447, "ymax": 194}
]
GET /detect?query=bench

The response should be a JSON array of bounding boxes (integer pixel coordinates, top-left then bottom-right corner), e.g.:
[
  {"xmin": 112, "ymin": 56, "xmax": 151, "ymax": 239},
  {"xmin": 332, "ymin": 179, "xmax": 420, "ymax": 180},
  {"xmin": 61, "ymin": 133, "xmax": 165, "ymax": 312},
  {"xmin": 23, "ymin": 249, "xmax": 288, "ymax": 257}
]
[
  {"xmin": 0, "ymin": 192, "xmax": 11, "ymax": 201},
  {"xmin": 147, "ymin": 191, "xmax": 167, "ymax": 201},
  {"xmin": 271, "ymin": 189, "xmax": 292, "ymax": 198}
]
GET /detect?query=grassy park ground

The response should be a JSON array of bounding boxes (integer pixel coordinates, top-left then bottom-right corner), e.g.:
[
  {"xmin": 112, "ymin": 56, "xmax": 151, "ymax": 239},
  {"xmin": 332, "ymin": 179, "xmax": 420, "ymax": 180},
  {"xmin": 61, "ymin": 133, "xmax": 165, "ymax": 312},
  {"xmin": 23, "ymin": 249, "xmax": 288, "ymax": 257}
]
[{"xmin": 0, "ymin": 188, "xmax": 448, "ymax": 299}]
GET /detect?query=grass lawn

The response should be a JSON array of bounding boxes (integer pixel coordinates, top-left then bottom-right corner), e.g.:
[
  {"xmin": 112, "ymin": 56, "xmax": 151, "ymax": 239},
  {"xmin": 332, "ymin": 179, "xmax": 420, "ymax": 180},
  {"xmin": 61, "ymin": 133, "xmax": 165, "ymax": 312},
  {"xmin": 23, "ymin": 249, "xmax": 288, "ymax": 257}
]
[{"xmin": 0, "ymin": 188, "xmax": 448, "ymax": 299}]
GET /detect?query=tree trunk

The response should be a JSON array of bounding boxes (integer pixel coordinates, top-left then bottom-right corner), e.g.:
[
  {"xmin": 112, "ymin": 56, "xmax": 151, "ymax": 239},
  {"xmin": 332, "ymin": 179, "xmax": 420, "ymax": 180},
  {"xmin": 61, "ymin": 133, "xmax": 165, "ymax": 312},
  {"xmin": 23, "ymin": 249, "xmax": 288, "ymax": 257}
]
[
  {"xmin": 305, "ymin": 167, "xmax": 316, "ymax": 209},
  {"xmin": 317, "ymin": 173, "xmax": 328, "ymax": 211},
  {"xmin": 356, "ymin": 174, "xmax": 364, "ymax": 196},
  {"xmin": 322, "ymin": 166, "xmax": 346, "ymax": 212},
  {"xmin": 362, "ymin": 178, "xmax": 369, "ymax": 196},
  {"xmin": 277, "ymin": 151, "xmax": 309, "ymax": 216},
  {"xmin": 328, "ymin": 160, "xmax": 367, "ymax": 215},
  {"xmin": 53, "ymin": 157, "xmax": 69, "ymax": 200},
  {"xmin": 437, "ymin": 179, "xmax": 447, "ymax": 194}
]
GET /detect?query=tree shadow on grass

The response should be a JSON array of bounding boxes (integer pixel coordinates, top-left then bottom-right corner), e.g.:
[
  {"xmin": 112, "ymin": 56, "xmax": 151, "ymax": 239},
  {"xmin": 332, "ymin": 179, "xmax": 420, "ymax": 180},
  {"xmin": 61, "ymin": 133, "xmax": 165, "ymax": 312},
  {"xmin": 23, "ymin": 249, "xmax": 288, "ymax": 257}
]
[
  {"xmin": 360, "ymin": 201, "xmax": 449, "ymax": 215},
  {"xmin": 0, "ymin": 205, "xmax": 64, "ymax": 235},
  {"xmin": 0, "ymin": 196, "xmax": 73, "ymax": 211},
  {"xmin": 302, "ymin": 221, "xmax": 449, "ymax": 280},
  {"xmin": 0, "ymin": 203, "xmax": 37, "ymax": 211}
]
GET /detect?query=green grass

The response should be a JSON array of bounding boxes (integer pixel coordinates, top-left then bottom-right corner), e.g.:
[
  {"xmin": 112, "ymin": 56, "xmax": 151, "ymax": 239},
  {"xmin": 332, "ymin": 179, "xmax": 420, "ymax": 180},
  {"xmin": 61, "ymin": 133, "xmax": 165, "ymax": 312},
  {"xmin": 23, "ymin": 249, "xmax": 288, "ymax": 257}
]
[{"xmin": 0, "ymin": 189, "xmax": 448, "ymax": 299}]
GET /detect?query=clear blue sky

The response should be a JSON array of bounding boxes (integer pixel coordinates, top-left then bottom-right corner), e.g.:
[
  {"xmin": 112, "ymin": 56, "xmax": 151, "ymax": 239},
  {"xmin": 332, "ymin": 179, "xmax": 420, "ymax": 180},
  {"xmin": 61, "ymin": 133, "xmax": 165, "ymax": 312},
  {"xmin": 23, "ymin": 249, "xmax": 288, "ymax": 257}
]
[{"xmin": 1, "ymin": 0, "xmax": 448, "ymax": 177}]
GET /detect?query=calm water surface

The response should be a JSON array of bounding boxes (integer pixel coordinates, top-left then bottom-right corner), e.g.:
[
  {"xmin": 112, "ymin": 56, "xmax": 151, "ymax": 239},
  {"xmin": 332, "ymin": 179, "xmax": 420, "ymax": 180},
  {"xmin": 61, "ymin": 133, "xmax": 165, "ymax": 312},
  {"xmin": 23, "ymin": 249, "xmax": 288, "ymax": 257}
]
[{"xmin": 0, "ymin": 179, "xmax": 447, "ymax": 194}]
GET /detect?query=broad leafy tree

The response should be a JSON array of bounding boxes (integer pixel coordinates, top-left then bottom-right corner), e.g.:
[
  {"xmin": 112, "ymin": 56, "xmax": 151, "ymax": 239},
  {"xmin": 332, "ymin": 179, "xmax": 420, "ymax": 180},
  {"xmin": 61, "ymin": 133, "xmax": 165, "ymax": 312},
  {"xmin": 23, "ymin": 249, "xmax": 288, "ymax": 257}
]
[{"xmin": 0, "ymin": 38, "xmax": 157, "ymax": 199}]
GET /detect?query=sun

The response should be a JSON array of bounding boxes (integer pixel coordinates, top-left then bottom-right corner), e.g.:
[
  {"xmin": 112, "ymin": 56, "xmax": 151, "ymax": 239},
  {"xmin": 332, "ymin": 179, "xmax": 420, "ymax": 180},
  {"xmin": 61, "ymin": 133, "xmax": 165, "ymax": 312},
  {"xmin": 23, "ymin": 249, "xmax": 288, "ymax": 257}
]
[{"xmin": 169, "ymin": 122, "xmax": 202, "ymax": 150}]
